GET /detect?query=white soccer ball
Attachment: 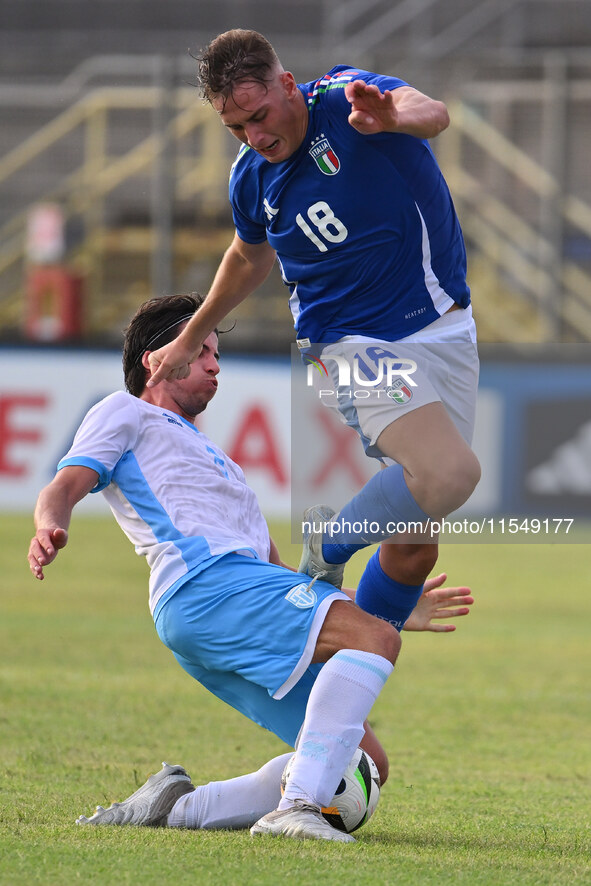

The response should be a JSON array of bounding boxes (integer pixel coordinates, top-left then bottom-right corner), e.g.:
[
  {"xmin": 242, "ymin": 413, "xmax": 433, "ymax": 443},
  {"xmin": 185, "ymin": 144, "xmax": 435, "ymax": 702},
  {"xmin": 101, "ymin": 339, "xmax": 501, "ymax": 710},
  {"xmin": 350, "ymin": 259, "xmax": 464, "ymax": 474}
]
[{"xmin": 281, "ymin": 746, "xmax": 381, "ymax": 833}]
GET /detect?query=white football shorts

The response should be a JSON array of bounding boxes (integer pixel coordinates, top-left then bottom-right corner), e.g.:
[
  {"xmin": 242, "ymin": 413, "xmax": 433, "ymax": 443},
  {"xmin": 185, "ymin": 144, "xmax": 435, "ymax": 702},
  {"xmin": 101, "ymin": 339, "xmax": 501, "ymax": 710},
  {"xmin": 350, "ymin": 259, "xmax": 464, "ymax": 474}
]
[{"xmin": 315, "ymin": 305, "xmax": 479, "ymax": 459}]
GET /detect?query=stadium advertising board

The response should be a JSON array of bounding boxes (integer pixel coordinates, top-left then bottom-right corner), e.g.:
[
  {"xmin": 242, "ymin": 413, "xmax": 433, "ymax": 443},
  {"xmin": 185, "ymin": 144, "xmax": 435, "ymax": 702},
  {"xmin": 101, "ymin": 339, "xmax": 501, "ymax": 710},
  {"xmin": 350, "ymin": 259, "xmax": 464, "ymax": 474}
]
[
  {"xmin": 0, "ymin": 349, "xmax": 291, "ymax": 517},
  {"xmin": 0, "ymin": 347, "xmax": 589, "ymax": 538},
  {"xmin": 478, "ymin": 350, "xmax": 591, "ymax": 523}
]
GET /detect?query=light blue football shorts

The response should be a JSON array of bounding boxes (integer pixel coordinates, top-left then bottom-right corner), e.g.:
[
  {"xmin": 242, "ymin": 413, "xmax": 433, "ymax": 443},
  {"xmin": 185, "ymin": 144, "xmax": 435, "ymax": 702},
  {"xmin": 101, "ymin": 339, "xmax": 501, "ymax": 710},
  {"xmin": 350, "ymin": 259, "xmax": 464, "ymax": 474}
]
[{"xmin": 154, "ymin": 552, "xmax": 348, "ymax": 747}]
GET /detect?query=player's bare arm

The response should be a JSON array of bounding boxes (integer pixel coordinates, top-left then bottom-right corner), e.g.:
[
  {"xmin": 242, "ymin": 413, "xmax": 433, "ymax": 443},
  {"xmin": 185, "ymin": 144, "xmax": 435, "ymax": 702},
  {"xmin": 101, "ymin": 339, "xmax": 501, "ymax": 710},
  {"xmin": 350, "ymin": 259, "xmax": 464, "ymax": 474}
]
[
  {"xmin": 147, "ymin": 236, "xmax": 276, "ymax": 388},
  {"xmin": 28, "ymin": 465, "xmax": 98, "ymax": 580},
  {"xmin": 345, "ymin": 81, "xmax": 449, "ymax": 139}
]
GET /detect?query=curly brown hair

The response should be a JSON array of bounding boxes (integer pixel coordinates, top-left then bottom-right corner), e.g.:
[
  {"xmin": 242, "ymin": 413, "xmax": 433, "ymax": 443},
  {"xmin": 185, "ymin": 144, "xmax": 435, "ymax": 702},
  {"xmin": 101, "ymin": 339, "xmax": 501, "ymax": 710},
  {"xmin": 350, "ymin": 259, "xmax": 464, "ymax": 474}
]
[
  {"xmin": 198, "ymin": 29, "xmax": 281, "ymax": 106},
  {"xmin": 122, "ymin": 293, "xmax": 206, "ymax": 397}
]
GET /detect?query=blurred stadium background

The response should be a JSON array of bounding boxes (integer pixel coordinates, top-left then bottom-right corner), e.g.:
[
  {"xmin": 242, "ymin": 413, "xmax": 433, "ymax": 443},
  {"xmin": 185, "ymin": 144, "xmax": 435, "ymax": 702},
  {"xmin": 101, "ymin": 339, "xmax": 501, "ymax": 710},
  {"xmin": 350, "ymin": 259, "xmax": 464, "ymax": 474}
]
[
  {"xmin": 2, "ymin": 0, "xmax": 591, "ymax": 347},
  {"xmin": 3, "ymin": 13, "xmax": 589, "ymax": 881},
  {"xmin": 1, "ymin": 0, "xmax": 590, "ymax": 528}
]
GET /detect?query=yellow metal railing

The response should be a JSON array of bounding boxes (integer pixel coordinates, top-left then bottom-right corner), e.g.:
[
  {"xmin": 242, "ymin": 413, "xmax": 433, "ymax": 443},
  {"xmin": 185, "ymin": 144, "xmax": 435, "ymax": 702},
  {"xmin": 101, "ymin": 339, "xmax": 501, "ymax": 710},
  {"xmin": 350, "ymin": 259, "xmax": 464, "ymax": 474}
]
[
  {"xmin": 441, "ymin": 100, "xmax": 591, "ymax": 341},
  {"xmin": 2, "ymin": 87, "xmax": 591, "ymax": 341},
  {"xmin": 0, "ymin": 86, "xmax": 232, "ymax": 333},
  {"xmin": 0, "ymin": 87, "xmax": 228, "ymax": 196}
]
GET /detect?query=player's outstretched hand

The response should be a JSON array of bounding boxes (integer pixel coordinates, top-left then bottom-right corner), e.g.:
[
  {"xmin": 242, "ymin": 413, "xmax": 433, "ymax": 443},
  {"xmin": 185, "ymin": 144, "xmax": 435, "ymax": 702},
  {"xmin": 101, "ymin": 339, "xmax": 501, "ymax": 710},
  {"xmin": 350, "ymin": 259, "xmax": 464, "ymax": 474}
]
[
  {"xmin": 403, "ymin": 573, "xmax": 474, "ymax": 633},
  {"xmin": 28, "ymin": 527, "xmax": 69, "ymax": 580},
  {"xmin": 146, "ymin": 339, "xmax": 201, "ymax": 388},
  {"xmin": 345, "ymin": 80, "xmax": 399, "ymax": 135}
]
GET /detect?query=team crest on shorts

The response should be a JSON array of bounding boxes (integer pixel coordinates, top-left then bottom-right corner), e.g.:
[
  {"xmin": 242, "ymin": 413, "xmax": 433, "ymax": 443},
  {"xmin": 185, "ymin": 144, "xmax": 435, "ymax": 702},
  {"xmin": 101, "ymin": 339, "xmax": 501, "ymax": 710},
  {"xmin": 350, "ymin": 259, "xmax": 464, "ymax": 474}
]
[
  {"xmin": 309, "ymin": 135, "xmax": 340, "ymax": 175},
  {"xmin": 285, "ymin": 583, "xmax": 317, "ymax": 608},
  {"xmin": 386, "ymin": 378, "xmax": 413, "ymax": 404}
]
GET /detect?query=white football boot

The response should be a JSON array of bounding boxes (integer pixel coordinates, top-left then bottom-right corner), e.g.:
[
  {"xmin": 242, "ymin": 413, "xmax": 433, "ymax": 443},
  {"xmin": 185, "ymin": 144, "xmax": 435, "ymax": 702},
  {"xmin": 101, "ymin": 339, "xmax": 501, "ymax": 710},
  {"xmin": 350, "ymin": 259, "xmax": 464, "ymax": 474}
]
[
  {"xmin": 250, "ymin": 800, "xmax": 355, "ymax": 843},
  {"xmin": 76, "ymin": 762, "xmax": 194, "ymax": 827},
  {"xmin": 298, "ymin": 504, "xmax": 345, "ymax": 589}
]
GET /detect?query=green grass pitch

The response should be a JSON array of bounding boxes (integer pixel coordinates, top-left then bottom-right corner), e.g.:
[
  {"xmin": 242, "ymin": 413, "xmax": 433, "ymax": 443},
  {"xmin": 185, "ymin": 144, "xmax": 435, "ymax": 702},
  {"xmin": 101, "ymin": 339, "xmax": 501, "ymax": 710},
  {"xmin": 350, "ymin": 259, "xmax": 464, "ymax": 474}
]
[{"xmin": 1, "ymin": 514, "xmax": 590, "ymax": 885}]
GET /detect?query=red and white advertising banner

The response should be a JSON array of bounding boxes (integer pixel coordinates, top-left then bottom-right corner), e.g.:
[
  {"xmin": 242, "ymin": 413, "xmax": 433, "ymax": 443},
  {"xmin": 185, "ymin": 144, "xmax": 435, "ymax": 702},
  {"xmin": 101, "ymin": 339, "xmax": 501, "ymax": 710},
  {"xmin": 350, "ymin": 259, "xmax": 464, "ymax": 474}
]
[{"xmin": 0, "ymin": 349, "xmax": 500, "ymax": 519}]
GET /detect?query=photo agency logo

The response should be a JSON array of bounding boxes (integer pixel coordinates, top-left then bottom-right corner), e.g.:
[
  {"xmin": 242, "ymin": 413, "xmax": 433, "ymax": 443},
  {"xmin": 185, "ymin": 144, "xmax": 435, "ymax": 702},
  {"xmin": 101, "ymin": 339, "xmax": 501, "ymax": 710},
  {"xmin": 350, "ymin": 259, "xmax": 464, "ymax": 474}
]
[{"xmin": 304, "ymin": 352, "xmax": 417, "ymax": 403}]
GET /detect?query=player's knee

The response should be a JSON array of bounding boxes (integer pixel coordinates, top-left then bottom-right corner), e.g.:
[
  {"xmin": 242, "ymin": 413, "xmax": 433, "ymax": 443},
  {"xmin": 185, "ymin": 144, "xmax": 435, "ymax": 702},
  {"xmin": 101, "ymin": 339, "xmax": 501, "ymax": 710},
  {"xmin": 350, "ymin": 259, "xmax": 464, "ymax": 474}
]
[
  {"xmin": 449, "ymin": 449, "xmax": 481, "ymax": 508},
  {"xmin": 421, "ymin": 449, "xmax": 481, "ymax": 517},
  {"xmin": 314, "ymin": 600, "xmax": 401, "ymax": 665},
  {"xmin": 340, "ymin": 610, "xmax": 400, "ymax": 665},
  {"xmin": 368, "ymin": 616, "xmax": 401, "ymax": 666}
]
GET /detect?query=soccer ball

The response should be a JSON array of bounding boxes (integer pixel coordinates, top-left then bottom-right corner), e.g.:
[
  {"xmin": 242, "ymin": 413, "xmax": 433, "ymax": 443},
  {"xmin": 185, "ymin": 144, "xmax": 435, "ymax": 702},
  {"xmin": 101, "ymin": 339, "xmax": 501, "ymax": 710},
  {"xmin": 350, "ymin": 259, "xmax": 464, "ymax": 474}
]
[{"xmin": 281, "ymin": 747, "xmax": 380, "ymax": 833}]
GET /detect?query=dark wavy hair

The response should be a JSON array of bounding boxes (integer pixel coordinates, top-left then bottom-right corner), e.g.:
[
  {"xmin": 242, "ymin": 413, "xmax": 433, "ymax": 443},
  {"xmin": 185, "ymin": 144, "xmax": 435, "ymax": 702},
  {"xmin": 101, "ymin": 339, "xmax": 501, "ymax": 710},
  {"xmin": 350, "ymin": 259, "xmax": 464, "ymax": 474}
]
[
  {"xmin": 198, "ymin": 29, "xmax": 280, "ymax": 106},
  {"xmin": 122, "ymin": 293, "xmax": 206, "ymax": 397}
]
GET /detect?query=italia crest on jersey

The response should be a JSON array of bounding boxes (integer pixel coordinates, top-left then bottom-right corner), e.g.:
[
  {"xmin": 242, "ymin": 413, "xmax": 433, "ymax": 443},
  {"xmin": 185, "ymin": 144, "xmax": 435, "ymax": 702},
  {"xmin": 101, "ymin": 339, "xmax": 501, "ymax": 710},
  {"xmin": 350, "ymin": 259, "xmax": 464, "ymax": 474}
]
[
  {"xmin": 309, "ymin": 136, "xmax": 340, "ymax": 175},
  {"xmin": 386, "ymin": 378, "xmax": 413, "ymax": 405}
]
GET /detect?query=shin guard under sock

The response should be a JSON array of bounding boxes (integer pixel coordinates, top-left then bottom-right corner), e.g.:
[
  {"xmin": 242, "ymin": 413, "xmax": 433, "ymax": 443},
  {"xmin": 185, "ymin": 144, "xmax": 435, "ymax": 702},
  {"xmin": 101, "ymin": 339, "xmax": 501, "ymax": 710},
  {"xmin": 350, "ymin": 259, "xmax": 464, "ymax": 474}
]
[{"xmin": 355, "ymin": 549, "xmax": 423, "ymax": 631}]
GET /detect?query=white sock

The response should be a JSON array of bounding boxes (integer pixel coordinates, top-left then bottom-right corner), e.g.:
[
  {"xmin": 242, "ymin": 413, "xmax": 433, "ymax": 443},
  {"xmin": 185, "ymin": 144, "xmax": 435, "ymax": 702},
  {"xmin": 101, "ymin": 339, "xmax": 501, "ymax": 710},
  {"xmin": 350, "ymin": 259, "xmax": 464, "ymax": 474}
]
[
  {"xmin": 166, "ymin": 753, "xmax": 291, "ymax": 829},
  {"xmin": 280, "ymin": 649, "xmax": 393, "ymax": 809}
]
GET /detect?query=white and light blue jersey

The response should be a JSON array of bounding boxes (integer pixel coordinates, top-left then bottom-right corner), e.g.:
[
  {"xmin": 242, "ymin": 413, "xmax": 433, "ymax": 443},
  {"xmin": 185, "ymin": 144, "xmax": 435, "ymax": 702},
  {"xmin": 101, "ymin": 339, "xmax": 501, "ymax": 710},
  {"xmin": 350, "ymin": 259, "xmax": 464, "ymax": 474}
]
[
  {"xmin": 57, "ymin": 391, "xmax": 271, "ymax": 617},
  {"xmin": 230, "ymin": 65, "xmax": 470, "ymax": 343}
]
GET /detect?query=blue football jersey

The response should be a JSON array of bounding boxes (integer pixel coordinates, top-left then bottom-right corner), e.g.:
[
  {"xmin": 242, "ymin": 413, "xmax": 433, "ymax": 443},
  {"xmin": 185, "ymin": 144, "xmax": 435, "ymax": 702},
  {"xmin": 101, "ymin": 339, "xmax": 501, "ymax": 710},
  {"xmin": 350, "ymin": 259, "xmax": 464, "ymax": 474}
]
[{"xmin": 229, "ymin": 65, "xmax": 471, "ymax": 343}]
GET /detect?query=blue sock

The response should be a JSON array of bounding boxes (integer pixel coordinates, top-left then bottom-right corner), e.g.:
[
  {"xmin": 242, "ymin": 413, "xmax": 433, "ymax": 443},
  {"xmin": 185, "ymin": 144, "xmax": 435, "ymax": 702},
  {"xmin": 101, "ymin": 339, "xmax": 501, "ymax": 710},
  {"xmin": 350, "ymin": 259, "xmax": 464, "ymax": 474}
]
[
  {"xmin": 322, "ymin": 464, "xmax": 430, "ymax": 565},
  {"xmin": 355, "ymin": 550, "xmax": 424, "ymax": 631},
  {"xmin": 323, "ymin": 540, "xmax": 366, "ymax": 564}
]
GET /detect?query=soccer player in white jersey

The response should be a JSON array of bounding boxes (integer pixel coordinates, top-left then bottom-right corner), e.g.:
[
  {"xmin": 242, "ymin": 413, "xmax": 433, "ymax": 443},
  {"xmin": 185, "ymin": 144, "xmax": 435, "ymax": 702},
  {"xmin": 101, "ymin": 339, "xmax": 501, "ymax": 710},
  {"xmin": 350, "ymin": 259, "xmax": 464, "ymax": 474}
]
[
  {"xmin": 145, "ymin": 29, "xmax": 481, "ymax": 635},
  {"xmin": 28, "ymin": 294, "xmax": 473, "ymax": 842}
]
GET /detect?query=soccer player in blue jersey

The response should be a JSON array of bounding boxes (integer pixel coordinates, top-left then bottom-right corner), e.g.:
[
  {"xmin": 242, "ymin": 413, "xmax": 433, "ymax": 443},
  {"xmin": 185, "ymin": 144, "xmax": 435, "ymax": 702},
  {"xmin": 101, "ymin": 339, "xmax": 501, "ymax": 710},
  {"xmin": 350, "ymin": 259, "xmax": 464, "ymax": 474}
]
[
  {"xmin": 146, "ymin": 29, "xmax": 481, "ymax": 634},
  {"xmin": 27, "ymin": 293, "xmax": 473, "ymax": 842}
]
